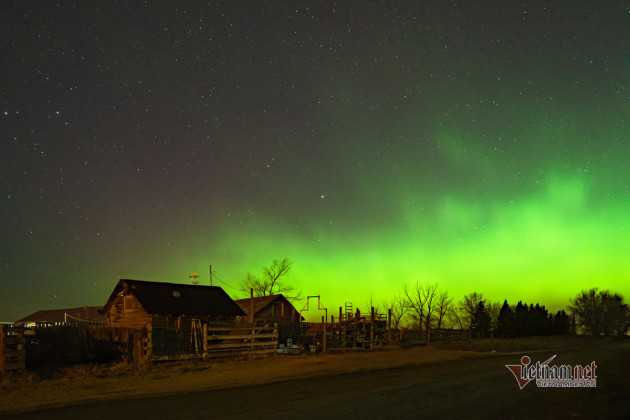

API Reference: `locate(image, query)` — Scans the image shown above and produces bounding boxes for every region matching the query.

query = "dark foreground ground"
[1,340,628,419]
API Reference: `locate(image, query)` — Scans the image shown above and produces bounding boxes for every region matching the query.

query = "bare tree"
[457,292,486,329]
[402,282,440,345]
[569,288,629,335]
[422,283,439,345]
[239,257,302,301]
[447,305,464,329]
[365,295,380,317]
[403,282,426,334]
[435,290,454,329]
[382,295,408,330]
[486,301,502,335]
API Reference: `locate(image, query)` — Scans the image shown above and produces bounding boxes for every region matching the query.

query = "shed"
[17,306,106,327]
[234,294,302,324]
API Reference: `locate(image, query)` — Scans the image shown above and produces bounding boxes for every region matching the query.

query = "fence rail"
[4,319,468,370]
[149,323,278,362]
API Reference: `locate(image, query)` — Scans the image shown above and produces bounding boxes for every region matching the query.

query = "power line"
[211,271,238,291]
[64,313,104,324]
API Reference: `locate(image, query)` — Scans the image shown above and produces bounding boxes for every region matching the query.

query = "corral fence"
[150,322,278,361]
[2,321,279,369]
[275,306,471,353]
[24,325,144,368]
[3,319,470,371]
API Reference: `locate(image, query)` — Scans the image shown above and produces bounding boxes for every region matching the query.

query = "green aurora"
[2,2,630,321]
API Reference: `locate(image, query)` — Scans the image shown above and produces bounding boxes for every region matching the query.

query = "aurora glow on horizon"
[2,2,629,321]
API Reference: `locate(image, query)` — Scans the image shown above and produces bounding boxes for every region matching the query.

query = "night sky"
[2,2,629,322]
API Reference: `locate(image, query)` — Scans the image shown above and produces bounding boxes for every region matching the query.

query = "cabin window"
[123,295,135,311]
[272,302,284,316]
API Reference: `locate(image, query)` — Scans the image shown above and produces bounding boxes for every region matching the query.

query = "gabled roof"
[104,279,245,317]
[17,306,105,324]
[234,294,290,317]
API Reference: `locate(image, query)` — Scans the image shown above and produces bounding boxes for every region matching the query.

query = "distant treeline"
[462,288,628,338]
[382,283,628,343]
[491,301,570,338]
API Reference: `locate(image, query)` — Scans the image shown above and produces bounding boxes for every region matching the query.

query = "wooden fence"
[1,322,277,368]
[296,307,390,352]
[0,325,26,374]
[305,318,389,352]
[149,323,278,362]
[33,324,144,365]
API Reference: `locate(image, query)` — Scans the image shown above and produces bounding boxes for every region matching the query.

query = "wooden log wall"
[107,293,152,329]
[0,325,26,373]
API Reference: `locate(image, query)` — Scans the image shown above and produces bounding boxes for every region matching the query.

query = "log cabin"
[104,279,245,330]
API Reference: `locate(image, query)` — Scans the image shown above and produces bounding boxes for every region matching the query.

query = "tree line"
[236,258,629,341]
[383,284,628,342]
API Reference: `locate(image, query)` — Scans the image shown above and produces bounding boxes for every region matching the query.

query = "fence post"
[250,288,255,325]
[202,323,208,358]
[322,323,327,353]
[0,325,5,376]
[355,309,360,348]
[370,307,375,350]
[251,326,255,354]
[388,308,392,344]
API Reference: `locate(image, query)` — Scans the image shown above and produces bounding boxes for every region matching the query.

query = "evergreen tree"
[513,301,527,336]
[552,310,570,335]
[471,301,491,339]
[497,300,513,337]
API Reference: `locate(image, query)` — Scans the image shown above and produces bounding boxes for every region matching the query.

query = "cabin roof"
[234,294,302,319]
[17,306,105,324]
[104,279,246,317]
[234,294,282,317]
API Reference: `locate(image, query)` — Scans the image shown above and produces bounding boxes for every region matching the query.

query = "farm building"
[234,294,302,324]
[104,279,246,329]
[104,279,247,356]
[17,306,106,327]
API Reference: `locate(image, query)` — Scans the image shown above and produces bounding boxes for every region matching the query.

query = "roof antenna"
[189,272,199,285]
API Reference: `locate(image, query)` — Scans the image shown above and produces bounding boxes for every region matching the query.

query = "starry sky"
[2,1,629,322]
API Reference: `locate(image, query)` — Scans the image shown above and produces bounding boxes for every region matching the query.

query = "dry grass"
[433,335,624,353]
[0,346,470,414]
[0,336,619,414]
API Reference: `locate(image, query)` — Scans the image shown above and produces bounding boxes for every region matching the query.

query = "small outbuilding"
[234,294,302,324]
[17,306,106,327]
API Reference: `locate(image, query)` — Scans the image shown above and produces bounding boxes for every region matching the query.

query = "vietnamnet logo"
[506,355,597,389]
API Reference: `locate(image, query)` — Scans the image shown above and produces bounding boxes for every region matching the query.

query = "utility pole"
[209,265,213,286]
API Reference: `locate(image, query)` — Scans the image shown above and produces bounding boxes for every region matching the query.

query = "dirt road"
[2,341,628,419]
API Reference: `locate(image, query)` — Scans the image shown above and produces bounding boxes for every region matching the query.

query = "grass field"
[433,335,625,352]
[1,335,625,415]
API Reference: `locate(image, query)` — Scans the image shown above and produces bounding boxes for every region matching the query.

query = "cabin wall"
[255,297,300,323]
[107,293,152,329]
